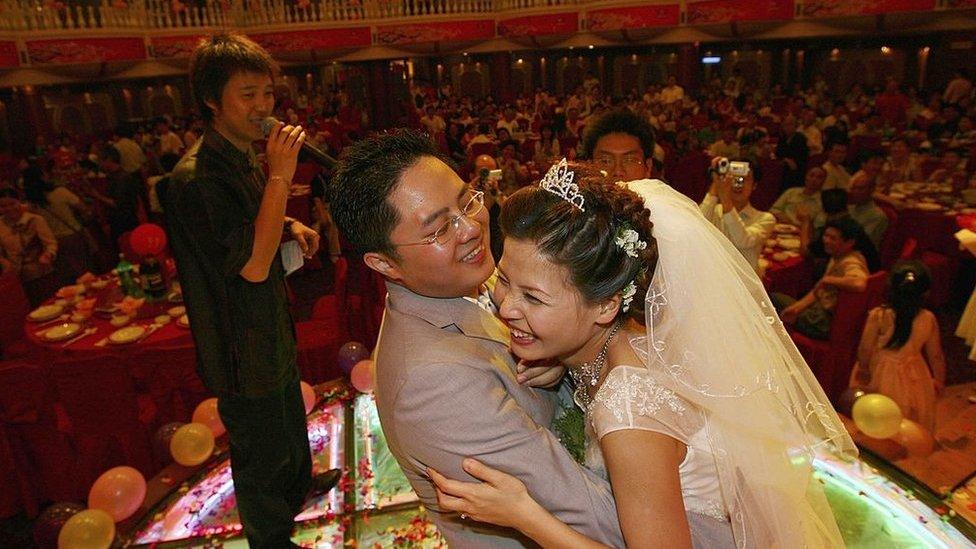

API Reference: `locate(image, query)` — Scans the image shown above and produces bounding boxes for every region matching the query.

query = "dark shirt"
[163,128,296,397]
[106,170,141,239]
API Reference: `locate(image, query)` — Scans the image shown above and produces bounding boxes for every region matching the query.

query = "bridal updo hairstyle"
[499,162,658,323]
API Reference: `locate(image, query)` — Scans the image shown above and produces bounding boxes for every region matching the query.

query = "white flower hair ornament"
[620,281,638,313]
[614,225,648,312]
[614,227,648,258]
[539,158,585,211]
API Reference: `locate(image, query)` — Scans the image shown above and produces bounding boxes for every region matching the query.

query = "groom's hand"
[516,359,565,388]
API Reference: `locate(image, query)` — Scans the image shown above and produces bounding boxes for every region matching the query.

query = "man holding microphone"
[164,33,332,548]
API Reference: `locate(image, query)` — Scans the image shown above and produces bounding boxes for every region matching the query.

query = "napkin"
[280,240,304,276]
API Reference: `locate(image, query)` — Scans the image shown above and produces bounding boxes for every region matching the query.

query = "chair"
[877,205,902,269]
[789,271,887,403]
[0,270,32,360]
[297,257,350,383]
[47,356,157,487]
[0,361,79,513]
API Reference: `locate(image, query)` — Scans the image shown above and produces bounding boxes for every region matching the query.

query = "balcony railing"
[0,0,578,31]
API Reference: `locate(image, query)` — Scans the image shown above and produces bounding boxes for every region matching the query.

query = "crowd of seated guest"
[0,65,973,333]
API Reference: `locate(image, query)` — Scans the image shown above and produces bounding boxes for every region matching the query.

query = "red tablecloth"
[25,280,202,428]
[764,254,813,299]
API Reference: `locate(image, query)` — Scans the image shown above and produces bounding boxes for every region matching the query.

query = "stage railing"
[0,0,582,32]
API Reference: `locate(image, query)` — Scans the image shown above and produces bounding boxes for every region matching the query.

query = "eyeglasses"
[394,190,485,247]
[594,154,645,171]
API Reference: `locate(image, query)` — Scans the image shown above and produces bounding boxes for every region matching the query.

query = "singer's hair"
[580,108,656,162]
[189,33,278,123]
[329,129,451,258]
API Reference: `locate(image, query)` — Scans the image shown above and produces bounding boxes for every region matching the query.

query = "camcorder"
[477,168,503,194]
[714,157,751,190]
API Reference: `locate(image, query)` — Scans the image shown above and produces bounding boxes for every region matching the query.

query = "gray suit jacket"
[374,282,623,548]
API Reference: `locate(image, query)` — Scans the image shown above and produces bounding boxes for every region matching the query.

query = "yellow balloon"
[57,509,115,549]
[852,393,903,439]
[895,418,935,457]
[170,422,215,466]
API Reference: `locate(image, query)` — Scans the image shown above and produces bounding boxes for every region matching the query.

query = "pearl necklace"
[569,321,621,410]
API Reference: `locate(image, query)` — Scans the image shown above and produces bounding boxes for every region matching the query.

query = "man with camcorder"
[700,156,776,272]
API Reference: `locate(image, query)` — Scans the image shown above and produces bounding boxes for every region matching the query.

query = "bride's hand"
[516,359,565,387]
[428,459,542,530]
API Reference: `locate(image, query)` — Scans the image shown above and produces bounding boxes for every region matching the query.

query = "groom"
[330,130,622,547]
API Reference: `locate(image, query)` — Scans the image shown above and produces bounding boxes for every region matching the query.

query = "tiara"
[540,158,585,211]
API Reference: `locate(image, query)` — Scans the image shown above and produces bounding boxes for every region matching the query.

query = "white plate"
[109,325,146,344]
[43,323,82,342]
[177,314,190,328]
[167,306,186,318]
[778,238,802,250]
[28,304,64,322]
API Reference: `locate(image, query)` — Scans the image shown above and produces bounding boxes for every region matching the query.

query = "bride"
[428,159,855,548]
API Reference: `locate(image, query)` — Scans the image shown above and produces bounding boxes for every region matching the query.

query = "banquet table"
[24,278,203,427]
[760,223,814,298]
[879,181,976,257]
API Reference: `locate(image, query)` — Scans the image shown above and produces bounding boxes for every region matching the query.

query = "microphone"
[260,117,337,169]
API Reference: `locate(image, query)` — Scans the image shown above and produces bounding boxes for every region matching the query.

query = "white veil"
[627,179,856,548]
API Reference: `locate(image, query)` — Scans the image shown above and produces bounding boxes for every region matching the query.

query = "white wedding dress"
[570,179,854,548]
[582,357,737,548]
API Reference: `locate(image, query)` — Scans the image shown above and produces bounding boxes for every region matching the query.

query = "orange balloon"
[894,418,935,457]
[350,359,375,393]
[57,509,115,549]
[191,398,225,438]
[170,422,215,467]
[87,466,146,522]
[300,381,316,414]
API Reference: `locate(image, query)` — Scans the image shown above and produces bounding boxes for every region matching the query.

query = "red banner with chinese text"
[801,0,935,18]
[686,0,794,24]
[498,13,578,37]
[586,4,680,32]
[251,27,372,53]
[151,35,206,59]
[26,37,146,65]
[0,41,19,68]
[375,20,495,45]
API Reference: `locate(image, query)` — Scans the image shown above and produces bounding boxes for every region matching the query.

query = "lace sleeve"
[590,366,705,445]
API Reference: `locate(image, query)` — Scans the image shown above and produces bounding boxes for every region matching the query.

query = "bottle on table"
[141,256,167,300]
[116,253,143,298]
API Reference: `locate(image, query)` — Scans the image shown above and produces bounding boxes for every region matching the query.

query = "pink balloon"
[300,381,316,414]
[87,466,147,522]
[191,398,225,438]
[350,359,375,393]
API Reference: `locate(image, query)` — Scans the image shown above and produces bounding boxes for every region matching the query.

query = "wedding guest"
[851,262,946,432]
[776,116,810,189]
[700,158,775,271]
[821,142,852,190]
[847,171,888,249]
[777,217,870,340]
[927,148,963,183]
[112,123,147,175]
[770,165,825,225]
[22,165,93,281]
[580,108,657,181]
[0,188,58,305]
[881,137,922,186]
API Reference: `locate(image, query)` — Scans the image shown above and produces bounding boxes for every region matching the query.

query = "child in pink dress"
[852,261,947,431]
